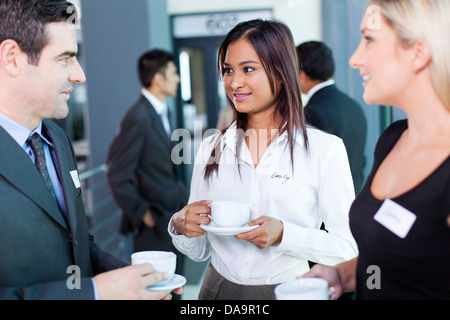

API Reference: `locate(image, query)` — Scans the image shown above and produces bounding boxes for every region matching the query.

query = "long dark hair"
[204,19,308,179]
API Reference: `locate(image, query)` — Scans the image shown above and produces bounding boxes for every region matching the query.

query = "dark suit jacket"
[106,95,187,251]
[305,84,367,193]
[0,120,127,300]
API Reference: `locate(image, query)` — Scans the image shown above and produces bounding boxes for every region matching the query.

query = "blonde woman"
[305,0,450,299]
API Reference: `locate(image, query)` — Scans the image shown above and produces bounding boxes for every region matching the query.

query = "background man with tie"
[106,50,188,278]
[297,41,367,194]
[0,0,180,300]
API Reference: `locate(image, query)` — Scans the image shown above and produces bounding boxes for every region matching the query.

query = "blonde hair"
[370,0,450,110]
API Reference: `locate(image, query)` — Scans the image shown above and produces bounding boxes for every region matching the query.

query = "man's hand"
[142,209,156,228]
[93,264,183,300]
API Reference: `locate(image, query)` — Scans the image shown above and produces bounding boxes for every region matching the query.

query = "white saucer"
[147,274,186,291]
[200,223,259,235]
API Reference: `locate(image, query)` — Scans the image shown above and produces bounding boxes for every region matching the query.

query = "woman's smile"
[233,92,252,102]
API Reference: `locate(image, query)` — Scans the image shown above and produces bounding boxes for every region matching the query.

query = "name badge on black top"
[374,199,417,238]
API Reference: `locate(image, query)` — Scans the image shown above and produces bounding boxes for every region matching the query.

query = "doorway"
[173,36,229,188]
[174,36,227,133]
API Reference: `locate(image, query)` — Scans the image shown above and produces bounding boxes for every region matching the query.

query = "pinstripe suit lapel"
[0,125,69,230]
[141,96,172,152]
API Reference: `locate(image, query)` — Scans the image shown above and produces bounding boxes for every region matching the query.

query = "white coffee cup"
[210,201,250,228]
[275,278,329,300]
[131,251,176,286]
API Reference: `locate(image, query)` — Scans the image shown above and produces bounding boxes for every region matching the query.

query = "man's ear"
[411,38,431,73]
[299,70,306,82]
[153,72,164,86]
[0,39,22,77]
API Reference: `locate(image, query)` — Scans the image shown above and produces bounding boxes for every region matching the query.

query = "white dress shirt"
[305,79,335,101]
[141,88,172,137]
[169,122,358,285]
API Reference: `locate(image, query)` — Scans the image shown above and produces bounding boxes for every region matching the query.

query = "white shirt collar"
[306,79,335,100]
[141,88,167,115]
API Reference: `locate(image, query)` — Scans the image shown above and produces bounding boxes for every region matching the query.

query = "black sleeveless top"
[349,120,450,299]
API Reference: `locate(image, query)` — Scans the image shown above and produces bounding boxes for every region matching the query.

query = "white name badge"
[70,170,81,188]
[374,199,417,238]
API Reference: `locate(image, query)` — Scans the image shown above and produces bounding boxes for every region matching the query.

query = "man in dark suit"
[0,0,179,300]
[106,50,188,277]
[297,41,367,193]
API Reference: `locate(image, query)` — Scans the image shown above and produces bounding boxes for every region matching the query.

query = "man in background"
[106,50,188,282]
[297,41,367,193]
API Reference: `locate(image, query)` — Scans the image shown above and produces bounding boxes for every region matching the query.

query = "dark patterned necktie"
[27,133,58,204]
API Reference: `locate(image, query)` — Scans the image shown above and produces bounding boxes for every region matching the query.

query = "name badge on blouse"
[374,199,417,238]
[263,167,291,185]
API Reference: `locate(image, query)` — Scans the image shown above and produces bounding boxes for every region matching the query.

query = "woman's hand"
[235,215,283,249]
[172,200,212,238]
[301,258,358,300]
[301,264,343,300]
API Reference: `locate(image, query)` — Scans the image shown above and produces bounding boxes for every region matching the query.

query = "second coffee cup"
[210,201,250,228]
[131,251,176,286]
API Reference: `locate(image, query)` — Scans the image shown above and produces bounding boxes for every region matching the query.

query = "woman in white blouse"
[169,19,358,299]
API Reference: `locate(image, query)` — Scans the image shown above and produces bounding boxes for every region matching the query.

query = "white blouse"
[169,122,358,285]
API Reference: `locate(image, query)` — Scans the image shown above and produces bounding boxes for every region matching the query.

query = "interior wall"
[81,0,171,167]
[168,0,322,44]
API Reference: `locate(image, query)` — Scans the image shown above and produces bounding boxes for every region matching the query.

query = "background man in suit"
[0,0,180,300]
[106,50,188,279]
[297,41,367,193]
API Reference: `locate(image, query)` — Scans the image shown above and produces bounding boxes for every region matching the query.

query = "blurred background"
[63,0,406,299]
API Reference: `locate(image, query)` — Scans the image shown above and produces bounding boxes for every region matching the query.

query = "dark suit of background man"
[0,0,179,300]
[297,41,367,193]
[106,50,188,278]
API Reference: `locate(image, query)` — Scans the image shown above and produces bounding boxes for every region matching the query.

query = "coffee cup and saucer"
[274,278,330,300]
[200,201,259,236]
[131,251,186,291]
